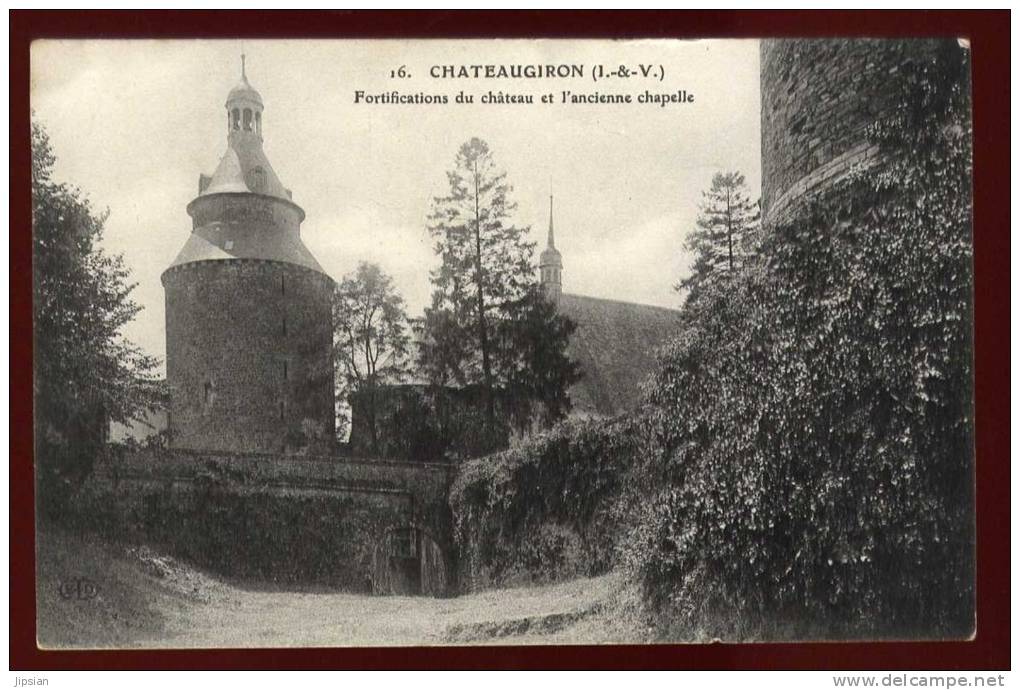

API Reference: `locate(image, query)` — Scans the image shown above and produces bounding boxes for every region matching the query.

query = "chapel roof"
[557,292,682,416]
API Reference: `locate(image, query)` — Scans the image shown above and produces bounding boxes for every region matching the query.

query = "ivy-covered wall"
[449,416,648,592]
[631,39,974,640]
[74,448,456,592]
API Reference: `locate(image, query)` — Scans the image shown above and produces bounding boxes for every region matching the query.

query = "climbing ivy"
[451,416,649,591]
[633,39,974,640]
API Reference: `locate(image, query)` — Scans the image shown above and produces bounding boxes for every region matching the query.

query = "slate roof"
[165,219,327,274]
[557,292,682,416]
[166,68,328,277]
[198,138,292,202]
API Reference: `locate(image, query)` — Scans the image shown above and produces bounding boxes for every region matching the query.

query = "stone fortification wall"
[162,260,334,454]
[78,448,456,593]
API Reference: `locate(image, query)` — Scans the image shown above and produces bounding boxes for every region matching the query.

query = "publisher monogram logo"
[58,577,99,601]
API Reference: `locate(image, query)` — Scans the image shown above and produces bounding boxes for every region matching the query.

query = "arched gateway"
[372,525,449,596]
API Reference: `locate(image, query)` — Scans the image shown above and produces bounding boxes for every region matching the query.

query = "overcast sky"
[31,39,761,372]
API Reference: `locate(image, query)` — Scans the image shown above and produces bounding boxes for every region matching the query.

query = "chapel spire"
[539,193,563,303]
[548,194,556,249]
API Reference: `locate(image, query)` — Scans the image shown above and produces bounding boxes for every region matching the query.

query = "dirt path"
[147,574,619,648]
[38,528,633,648]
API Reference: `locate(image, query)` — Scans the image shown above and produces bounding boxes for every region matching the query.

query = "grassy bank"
[35,523,224,648]
[36,526,646,648]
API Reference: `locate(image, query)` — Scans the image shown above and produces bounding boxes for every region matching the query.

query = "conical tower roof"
[165,58,328,277]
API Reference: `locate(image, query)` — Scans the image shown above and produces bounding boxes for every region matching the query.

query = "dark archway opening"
[372,525,448,597]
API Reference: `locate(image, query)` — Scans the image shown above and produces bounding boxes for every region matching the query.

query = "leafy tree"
[492,285,581,430]
[421,137,579,434]
[677,171,759,302]
[33,119,160,511]
[333,262,411,453]
[636,40,973,640]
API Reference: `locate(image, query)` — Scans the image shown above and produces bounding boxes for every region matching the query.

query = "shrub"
[450,416,649,591]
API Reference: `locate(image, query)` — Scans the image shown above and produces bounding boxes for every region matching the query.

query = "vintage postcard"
[30,36,975,648]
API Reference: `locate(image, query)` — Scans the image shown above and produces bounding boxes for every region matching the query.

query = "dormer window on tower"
[244,165,267,193]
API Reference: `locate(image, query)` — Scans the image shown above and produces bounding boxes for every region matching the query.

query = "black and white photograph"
[28,35,976,650]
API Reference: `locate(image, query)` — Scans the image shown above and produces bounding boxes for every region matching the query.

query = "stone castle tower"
[162,58,335,453]
[538,194,562,302]
[760,39,946,227]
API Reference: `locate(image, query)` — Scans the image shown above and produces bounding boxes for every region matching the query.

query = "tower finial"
[241,53,247,80]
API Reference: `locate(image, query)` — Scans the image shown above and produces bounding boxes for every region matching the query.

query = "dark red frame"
[9,10,1010,670]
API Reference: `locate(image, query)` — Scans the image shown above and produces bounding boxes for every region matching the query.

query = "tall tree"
[423,137,537,423]
[678,171,759,302]
[333,262,411,452]
[32,119,160,509]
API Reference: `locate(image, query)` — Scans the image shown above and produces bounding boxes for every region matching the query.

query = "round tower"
[539,194,562,302]
[760,39,945,227]
[162,57,335,454]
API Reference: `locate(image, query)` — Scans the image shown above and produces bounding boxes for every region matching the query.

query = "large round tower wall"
[760,39,943,225]
[162,260,335,454]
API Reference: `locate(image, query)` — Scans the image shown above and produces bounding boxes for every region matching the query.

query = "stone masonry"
[760,39,945,226]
